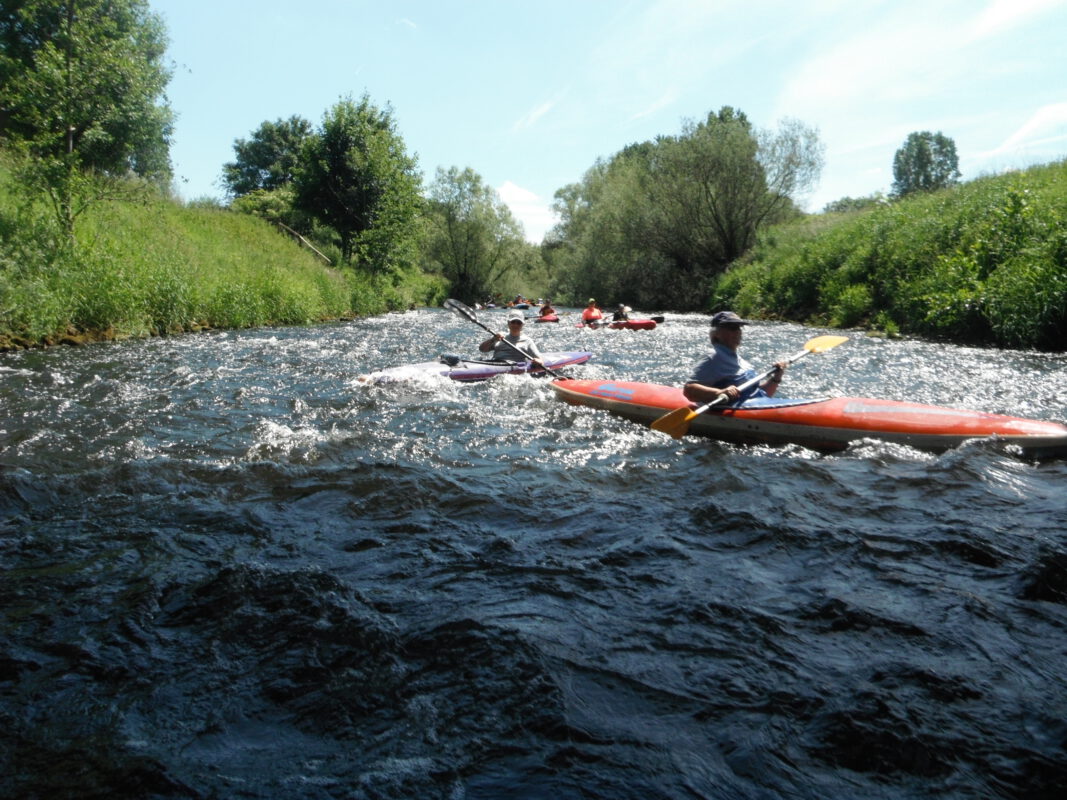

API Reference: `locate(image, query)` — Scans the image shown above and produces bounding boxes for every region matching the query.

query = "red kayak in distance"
[535,314,559,323]
[576,317,661,330]
[551,379,1067,458]
[610,319,656,330]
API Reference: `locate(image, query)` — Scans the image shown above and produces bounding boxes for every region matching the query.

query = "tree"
[657,109,821,266]
[222,116,312,197]
[423,166,526,301]
[545,107,823,310]
[823,193,886,214]
[891,131,960,198]
[294,94,421,270]
[0,0,173,239]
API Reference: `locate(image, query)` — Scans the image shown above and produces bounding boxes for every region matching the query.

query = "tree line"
[221,102,548,303]
[2,0,975,322]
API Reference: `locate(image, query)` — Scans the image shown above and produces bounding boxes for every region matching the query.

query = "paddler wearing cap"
[479,311,544,367]
[682,311,787,406]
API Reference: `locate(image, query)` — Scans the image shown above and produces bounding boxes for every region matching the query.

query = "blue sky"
[152,0,1067,242]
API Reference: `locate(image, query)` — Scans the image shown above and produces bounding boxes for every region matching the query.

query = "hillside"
[0,160,444,350]
[712,159,1067,350]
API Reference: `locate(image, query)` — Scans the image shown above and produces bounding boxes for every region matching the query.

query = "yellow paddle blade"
[805,335,849,354]
[649,406,698,438]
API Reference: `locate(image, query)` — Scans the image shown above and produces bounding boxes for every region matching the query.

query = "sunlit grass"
[0,154,447,347]
[713,159,1067,350]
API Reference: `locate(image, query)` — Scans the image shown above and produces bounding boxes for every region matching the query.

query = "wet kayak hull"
[551,379,1067,457]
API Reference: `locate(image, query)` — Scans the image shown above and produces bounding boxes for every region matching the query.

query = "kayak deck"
[551,379,1067,458]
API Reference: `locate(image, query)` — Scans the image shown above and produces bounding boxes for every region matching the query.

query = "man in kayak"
[480,312,544,367]
[581,299,604,325]
[612,304,631,321]
[683,311,787,405]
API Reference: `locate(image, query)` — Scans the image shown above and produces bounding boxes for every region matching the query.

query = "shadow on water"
[2,309,1067,798]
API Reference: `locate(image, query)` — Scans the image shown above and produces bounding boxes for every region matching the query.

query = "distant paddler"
[580,298,604,326]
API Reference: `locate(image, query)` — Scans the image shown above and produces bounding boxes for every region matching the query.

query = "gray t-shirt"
[492,333,541,362]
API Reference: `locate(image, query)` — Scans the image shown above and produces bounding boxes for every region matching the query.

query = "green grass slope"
[0,160,445,349]
[712,159,1067,350]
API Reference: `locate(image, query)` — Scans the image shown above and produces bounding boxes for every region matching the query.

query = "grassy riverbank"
[712,159,1067,350]
[0,161,446,350]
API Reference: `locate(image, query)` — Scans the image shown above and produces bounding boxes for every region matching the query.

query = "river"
[2,307,1066,799]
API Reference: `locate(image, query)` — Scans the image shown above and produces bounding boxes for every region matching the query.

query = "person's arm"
[480,334,501,353]
[759,362,787,396]
[683,381,739,404]
[522,337,543,364]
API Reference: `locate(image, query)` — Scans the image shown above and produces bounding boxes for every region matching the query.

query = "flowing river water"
[2,307,1067,799]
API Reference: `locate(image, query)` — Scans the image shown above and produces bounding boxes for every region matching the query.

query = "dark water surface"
[2,308,1067,799]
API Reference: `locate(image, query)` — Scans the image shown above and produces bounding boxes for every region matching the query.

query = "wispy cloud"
[512,99,556,132]
[497,181,558,243]
[979,102,1067,158]
[967,0,1062,41]
[629,88,680,122]
[396,18,417,29]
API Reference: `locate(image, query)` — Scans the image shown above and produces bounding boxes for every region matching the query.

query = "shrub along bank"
[711,159,1067,351]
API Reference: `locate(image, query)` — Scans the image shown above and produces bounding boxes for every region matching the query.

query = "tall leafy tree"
[546,107,823,311]
[891,131,960,197]
[222,115,312,197]
[294,94,421,270]
[0,0,173,238]
[423,166,525,301]
[651,109,822,269]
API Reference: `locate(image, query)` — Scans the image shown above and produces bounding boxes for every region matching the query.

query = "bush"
[711,159,1067,350]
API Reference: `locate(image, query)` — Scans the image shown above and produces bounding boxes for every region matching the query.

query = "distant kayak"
[361,351,593,384]
[535,314,559,323]
[577,318,659,330]
[552,379,1067,458]
[610,318,657,330]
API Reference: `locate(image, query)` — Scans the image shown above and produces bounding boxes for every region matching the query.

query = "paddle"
[443,298,568,379]
[649,334,849,439]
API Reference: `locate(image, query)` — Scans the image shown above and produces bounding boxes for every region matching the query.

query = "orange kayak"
[551,379,1067,457]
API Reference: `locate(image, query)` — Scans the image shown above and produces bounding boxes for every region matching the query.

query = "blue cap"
[711,311,748,327]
